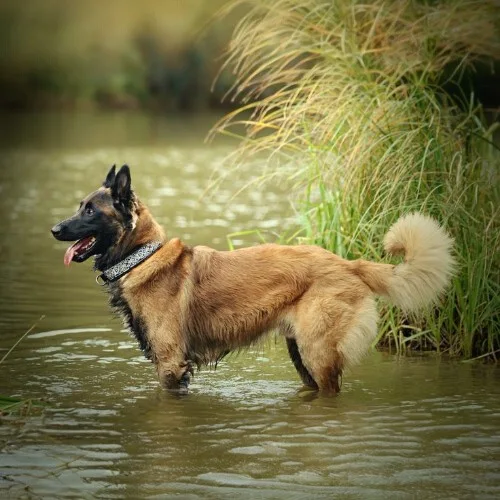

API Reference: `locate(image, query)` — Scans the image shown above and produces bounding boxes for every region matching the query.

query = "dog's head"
[51,164,136,266]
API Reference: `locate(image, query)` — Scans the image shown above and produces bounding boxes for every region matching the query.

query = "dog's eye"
[85,205,94,216]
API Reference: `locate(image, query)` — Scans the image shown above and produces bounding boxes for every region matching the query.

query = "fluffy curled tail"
[355,213,455,312]
[382,213,455,311]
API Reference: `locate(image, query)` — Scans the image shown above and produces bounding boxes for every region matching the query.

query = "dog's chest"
[108,285,153,360]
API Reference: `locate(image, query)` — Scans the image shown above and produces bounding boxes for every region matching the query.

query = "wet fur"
[52,166,455,394]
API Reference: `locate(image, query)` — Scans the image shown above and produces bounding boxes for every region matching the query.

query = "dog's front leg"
[156,356,194,395]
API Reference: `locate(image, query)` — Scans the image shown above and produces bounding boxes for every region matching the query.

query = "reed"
[0,317,46,415]
[212,0,500,359]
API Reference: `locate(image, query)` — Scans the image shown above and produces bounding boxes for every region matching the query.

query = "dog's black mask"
[51,164,134,265]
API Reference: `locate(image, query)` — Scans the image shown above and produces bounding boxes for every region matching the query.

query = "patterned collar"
[96,241,163,285]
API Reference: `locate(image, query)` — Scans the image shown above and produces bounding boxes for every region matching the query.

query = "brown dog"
[51,165,455,394]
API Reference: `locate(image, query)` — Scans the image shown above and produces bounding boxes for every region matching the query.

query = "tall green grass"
[212,0,500,359]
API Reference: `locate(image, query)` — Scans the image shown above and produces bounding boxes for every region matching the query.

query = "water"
[0,112,499,499]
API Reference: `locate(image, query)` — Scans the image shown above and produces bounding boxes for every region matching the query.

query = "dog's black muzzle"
[50,223,64,239]
[51,217,88,242]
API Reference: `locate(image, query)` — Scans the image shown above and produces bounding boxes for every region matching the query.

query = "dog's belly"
[183,305,278,365]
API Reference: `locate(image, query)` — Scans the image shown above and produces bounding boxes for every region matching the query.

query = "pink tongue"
[63,238,92,267]
[64,243,78,267]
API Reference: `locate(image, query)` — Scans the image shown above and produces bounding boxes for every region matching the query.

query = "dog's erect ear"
[103,165,116,188]
[112,164,132,204]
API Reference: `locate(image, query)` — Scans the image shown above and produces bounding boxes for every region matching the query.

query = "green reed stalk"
[1,316,46,415]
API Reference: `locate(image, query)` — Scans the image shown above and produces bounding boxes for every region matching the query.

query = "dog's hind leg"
[286,338,318,389]
[306,354,343,394]
[291,294,353,394]
[296,338,344,394]
[294,296,378,394]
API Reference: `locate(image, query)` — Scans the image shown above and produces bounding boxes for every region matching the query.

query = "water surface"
[0,112,499,499]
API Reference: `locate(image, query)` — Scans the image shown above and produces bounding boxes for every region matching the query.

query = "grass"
[0,316,46,416]
[212,0,500,359]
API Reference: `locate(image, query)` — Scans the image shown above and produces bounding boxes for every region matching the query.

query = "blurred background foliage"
[0,0,245,111]
[0,0,499,114]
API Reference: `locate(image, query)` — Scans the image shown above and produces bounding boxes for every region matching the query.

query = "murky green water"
[1,112,499,499]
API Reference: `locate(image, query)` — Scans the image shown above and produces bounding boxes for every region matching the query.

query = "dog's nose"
[51,224,62,237]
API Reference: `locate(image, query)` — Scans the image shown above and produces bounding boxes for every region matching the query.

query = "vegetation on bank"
[213,0,500,359]
[0,0,237,111]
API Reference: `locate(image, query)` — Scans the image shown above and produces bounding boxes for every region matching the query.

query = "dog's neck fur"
[94,197,166,272]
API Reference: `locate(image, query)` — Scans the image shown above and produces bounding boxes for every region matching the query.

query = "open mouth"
[64,236,97,266]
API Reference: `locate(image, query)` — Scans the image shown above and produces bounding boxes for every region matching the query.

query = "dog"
[51,164,455,394]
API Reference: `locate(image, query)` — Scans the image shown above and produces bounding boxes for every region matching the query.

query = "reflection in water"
[0,113,499,499]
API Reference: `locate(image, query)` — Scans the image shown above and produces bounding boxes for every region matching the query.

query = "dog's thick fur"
[51,165,455,394]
